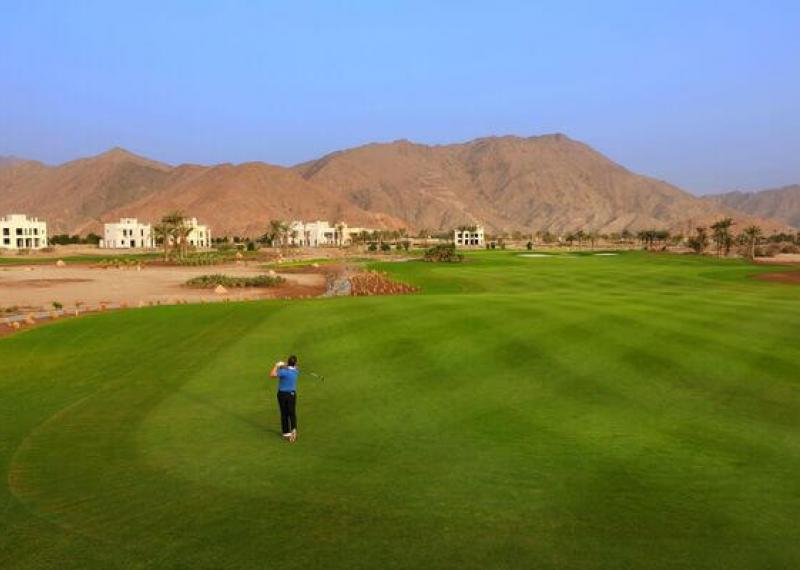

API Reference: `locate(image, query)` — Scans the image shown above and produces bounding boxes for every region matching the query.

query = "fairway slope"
[1,253,799,569]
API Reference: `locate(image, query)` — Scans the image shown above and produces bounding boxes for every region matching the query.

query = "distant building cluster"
[287,220,376,247]
[453,225,485,247]
[100,217,211,249]
[0,214,48,250]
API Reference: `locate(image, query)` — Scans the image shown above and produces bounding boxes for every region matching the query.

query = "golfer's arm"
[270,364,279,378]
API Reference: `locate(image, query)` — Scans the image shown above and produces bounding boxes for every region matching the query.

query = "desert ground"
[0,262,326,311]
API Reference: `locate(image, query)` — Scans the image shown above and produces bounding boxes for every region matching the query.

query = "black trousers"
[277,391,297,434]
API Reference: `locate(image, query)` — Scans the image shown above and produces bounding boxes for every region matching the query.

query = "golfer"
[270,355,299,442]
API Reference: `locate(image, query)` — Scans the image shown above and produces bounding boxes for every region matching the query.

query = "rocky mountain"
[295,134,783,234]
[0,135,791,236]
[0,149,402,236]
[705,185,800,228]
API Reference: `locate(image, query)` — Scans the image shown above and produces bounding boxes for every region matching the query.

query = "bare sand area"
[754,254,800,264]
[0,263,326,311]
[754,271,800,285]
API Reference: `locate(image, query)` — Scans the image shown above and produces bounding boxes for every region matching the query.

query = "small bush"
[185,274,285,289]
[367,243,377,252]
[171,253,229,266]
[765,243,782,257]
[781,244,799,254]
[52,301,63,310]
[423,243,463,263]
[380,242,391,252]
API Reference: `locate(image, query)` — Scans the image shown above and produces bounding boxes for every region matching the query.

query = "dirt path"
[754,271,800,285]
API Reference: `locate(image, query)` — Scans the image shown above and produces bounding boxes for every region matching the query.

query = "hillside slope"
[706,185,800,228]
[1,136,790,235]
[296,134,744,233]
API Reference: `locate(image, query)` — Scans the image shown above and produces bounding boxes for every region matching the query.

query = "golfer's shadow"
[177,389,283,436]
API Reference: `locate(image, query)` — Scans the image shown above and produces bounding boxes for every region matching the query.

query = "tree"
[741,225,763,260]
[711,218,734,257]
[268,220,284,247]
[84,232,102,245]
[574,229,586,248]
[336,223,345,247]
[688,226,708,254]
[152,222,172,260]
[654,230,671,250]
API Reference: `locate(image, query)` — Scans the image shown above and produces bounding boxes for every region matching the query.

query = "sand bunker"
[518,254,555,258]
[594,253,619,256]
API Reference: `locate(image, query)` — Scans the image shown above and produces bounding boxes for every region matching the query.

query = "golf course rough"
[1,251,799,569]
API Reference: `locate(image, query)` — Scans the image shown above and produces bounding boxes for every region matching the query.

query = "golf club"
[309,372,325,383]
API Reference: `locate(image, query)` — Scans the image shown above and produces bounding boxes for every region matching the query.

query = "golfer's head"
[287,355,298,367]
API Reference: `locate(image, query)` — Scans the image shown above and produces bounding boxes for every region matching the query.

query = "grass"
[0,253,160,265]
[1,251,799,568]
[185,274,285,288]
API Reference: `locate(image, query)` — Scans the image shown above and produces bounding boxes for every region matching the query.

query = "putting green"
[1,252,799,568]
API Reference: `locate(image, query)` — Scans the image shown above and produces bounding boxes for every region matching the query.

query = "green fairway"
[1,252,799,568]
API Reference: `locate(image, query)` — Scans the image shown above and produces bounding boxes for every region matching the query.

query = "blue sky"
[0,1,798,194]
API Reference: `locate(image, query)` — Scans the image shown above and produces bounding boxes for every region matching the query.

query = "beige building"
[454,225,485,247]
[183,218,212,248]
[1,214,48,250]
[101,218,153,249]
[288,221,373,247]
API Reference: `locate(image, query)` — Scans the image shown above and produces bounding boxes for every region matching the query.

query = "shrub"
[171,253,229,266]
[52,301,63,310]
[423,243,463,263]
[368,243,377,252]
[185,274,285,289]
[781,244,799,254]
[380,242,391,252]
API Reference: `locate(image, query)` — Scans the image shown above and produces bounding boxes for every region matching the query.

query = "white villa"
[101,218,153,249]
[100,217,211,249]
[287,221,373,247]
[182,218,212,248]
[0,214,48,250]
[454,225,485,247]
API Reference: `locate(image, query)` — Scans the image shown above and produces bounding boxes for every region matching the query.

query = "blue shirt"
[277,367,299,392]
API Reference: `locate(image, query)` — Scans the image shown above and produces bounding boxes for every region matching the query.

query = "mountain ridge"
[0,135,792,236]
[705,185,800,228]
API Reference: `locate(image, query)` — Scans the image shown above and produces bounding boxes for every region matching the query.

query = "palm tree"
[160,211,186,258]
[152,222,172,260]
[711,218,734,257]
[621,229,633,244]
[742,225,763,260]
[574,229,586,249]
[688,226,709,254]
[268,219,284,247]
[174,219,192,259]
[336,223,345,247]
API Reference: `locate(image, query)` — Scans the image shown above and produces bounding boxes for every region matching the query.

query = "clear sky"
[1,1,798,194]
